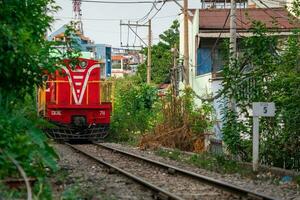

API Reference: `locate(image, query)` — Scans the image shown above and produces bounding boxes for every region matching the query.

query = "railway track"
[66,143,277,200]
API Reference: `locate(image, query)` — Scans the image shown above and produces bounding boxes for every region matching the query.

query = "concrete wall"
[248,0,293,8]
[179,10,214,106]
[179,10,225,139]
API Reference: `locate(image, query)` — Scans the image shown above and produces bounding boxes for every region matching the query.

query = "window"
[112,60,121,69]
[197,48,212,75]
[212,49,224,72]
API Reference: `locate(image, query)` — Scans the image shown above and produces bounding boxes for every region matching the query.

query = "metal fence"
[208,138,223,155]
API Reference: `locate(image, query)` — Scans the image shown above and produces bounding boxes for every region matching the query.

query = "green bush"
[109,76,161,143]
[221,22,300,169]
[0,95,58,199]
[0,0,80,198]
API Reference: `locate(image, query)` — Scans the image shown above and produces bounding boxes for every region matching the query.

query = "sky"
[51,0,204,48]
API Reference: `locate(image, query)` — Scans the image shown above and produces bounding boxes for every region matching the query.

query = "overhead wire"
[71,0,179,48]
[252,0,288,28]
[142,0,166,24]
[192,9,231,72]
[121,0,168,47]
[133,23,138,46]
[261,0,292,5]
[80,0,166,4]
[255,0,290,20]
[54,14,178,21]
[136,1,157,23]
[127,21,130,46]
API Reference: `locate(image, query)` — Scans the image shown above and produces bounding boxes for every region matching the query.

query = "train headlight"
[80,61,87,69]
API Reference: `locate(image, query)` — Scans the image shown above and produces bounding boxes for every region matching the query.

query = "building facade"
[48,25,112,78]
[179,4,300,139]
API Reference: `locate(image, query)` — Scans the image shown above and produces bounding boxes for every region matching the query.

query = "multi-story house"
[179,0,300,139]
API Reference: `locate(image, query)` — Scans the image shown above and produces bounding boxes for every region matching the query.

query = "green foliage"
[61,185,82,200]
[188,153,246,174]
[60,183,117,200]
[155,149,248,174]
[295,175,300,185]
[292,0,300,17]
[0,0,81,198]
[221,21,300,169]
[0,0,56,98]
[0,96,58,198]
[180,87,215,136]
[0,0,80,100]
[156,149,182,161]
[109,76,161,143]
[137,20,179,84]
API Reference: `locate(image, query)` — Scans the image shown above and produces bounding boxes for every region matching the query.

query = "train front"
[37,58,113,140]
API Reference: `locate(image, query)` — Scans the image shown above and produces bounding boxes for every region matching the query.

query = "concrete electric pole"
[230,0,237,60]
[72,0,83,34]
[229,0,237,113]
[119,20,151,84]
[183,0,189,86]
[147,19,152,84]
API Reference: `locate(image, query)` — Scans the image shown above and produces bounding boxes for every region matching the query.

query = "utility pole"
[147,19,152,84]
[172,44,178,96]
[72,0,83,34]
[119,20,151,84]
[183,0,189,86]
[120,20,148,48]
[230,0,237,60]
[229,0,237,113]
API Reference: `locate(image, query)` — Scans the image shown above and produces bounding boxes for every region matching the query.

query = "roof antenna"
[73,0,84,34]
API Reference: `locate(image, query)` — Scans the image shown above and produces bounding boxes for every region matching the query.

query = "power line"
[146,0,167,22]
[256,0,290,20]
[54,14,178,21]
[187,9,230,72]
[136,0,168,23]
[80,0,175,4]
[260,0,292,5]
[136,0,158,22]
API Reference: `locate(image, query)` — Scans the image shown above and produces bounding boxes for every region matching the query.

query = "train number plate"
[99,111,106,116]
[51,110,62,116]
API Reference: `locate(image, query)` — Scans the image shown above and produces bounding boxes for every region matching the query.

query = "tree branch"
[1,149,32,200]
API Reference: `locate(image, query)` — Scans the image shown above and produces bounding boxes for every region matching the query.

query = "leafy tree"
[292,0,300,17]
[137,20,179,84]
[221,21,300,169]
[109,76,160,143]
[0,0,77,198]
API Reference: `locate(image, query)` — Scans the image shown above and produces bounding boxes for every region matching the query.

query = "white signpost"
[252,102,276,171]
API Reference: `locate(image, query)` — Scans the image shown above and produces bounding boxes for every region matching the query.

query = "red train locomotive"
[37,58,113,140]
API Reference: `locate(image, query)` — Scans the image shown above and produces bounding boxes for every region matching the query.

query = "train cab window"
[69,62,76,69]
[42,75,50,88]
[42,75,48,82]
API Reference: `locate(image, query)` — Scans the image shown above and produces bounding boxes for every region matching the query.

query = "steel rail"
[66,143,184,200]
[94,142,277,200]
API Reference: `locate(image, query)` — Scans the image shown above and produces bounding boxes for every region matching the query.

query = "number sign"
[253,102,276,117]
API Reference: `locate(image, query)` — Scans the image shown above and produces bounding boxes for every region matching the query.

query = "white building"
[179,3,299,139]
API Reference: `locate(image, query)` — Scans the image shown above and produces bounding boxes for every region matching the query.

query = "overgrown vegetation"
[109,20,182,145]
[0,0,79,198]
[137,20,179,84]
[140,87,214,152]
[52,168,117,200]
[221,20,300,170]
[108,76,161,144]
[155,149,251,175]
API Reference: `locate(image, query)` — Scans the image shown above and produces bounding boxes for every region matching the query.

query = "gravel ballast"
[53,144,154,200]
[101,143,300,200]
[76,144,240,200]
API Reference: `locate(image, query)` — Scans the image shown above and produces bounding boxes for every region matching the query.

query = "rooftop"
[193,7,300,32]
